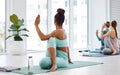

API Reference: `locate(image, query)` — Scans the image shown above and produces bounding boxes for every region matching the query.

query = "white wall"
[88,0,110,49]
[12,0,26,19]
[6,0,26,28]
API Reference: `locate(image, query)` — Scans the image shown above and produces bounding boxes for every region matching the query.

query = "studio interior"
[0,0,120,75]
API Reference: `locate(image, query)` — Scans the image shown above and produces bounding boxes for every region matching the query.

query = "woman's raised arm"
[34,15,56,41]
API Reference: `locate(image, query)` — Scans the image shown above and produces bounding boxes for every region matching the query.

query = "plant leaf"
[6,34,16,40]
[18,19,24,26]
[10,14,18,24]
[21,34,29,37]
[19,28,29,32]
[8,29,17,32]
[10,25,20,30]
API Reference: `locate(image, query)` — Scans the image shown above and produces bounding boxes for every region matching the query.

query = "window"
[26,0,47,51]
[26,0,87,51]
[73,0,87,49]
[74,0,77,6]
[51,0,70,43]
[0,0,5,52]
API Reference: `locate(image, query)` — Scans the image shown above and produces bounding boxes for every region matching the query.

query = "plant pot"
[7,40,26,55]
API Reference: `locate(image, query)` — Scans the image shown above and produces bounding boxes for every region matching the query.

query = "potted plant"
[6,14,29,55]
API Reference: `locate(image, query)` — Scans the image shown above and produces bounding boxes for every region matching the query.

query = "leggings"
[103,37,119,55]
[40,50,68,69]
[39,37,68,69]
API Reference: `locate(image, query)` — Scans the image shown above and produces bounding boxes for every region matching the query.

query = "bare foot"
[50,64,57,72]
[95,48,100,50]
[68,60,73,64]
[112,51,117,55]
[99,50,103,53]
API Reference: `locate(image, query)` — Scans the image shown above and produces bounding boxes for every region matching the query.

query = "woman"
[101,20,119,55]
[34,8,72,71]
[96,21,110,50]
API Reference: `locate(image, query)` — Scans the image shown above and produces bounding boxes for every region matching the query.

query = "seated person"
[96,21,110,50]
[100,20,120,55]
[34,8,72,72]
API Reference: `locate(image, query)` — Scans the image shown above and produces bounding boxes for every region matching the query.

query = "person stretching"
[101,20,119,55]
[34,8,72,71]
[96,21,110,50]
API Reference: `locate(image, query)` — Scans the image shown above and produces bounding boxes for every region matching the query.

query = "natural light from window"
[0,0,5,52]
[26,0,87,51]
[26,0,47,51]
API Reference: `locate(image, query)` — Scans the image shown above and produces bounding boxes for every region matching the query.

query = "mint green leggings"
[39,38,68,69]
[40,50,68,69]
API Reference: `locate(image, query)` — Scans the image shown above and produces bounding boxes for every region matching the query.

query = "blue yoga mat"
[79,49,100,53]
[79,50,110,57]
[82,52,120,57]
[85,53,109,57]
[79,50,120,57]
[12,61,102,75]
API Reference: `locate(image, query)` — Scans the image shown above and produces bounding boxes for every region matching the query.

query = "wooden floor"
[0,51,120,75]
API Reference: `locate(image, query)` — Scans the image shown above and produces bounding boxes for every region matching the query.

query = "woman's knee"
[56,58,68,68]
[39,57,52,69]
[103,48,112,55]
[104,37,112,47]
[40,57,68,69]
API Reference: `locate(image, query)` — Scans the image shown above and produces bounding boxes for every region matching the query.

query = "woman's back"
[55,29,67,40]
[109,29,116,39]
[55,29,68,52]
[110,37,119,49]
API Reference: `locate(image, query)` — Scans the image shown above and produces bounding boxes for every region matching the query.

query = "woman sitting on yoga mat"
[34,8,72,71]
[100,20,120,55]
[96,21,110,50]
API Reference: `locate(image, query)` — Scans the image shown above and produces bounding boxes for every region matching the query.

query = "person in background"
[96,21,110,50]
[34,8,72,72]
[100,20,119,55]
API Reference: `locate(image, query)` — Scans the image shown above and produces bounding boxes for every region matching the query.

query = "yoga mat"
[12,61,102,75]
[79,50,110,57]
[82,53,109,57]
[78,50,120,57]
[82,52,120,57]
[79,50,100,53]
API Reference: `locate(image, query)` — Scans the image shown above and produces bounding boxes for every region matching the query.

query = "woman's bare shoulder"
[55,29,66,39]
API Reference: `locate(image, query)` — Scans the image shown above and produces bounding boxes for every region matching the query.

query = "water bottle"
[28,56,33,74]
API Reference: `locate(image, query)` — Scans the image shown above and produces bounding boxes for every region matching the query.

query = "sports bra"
[47,37,68,48]
[47,29,68,48]
[56,38,68,47]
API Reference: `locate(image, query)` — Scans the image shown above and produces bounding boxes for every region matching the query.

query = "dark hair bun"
[57,8,65,15]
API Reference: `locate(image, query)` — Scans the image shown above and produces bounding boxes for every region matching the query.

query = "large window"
[26,0,87,51]
[0,0,5,52]
[73,0,87,49]
[26,0,47,51]
[51,0,70,44]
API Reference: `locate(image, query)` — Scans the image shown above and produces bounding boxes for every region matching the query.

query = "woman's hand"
[35,15,40,26]
[102,24,105,29]
[68,59,73,64]
[96,30,98,35]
